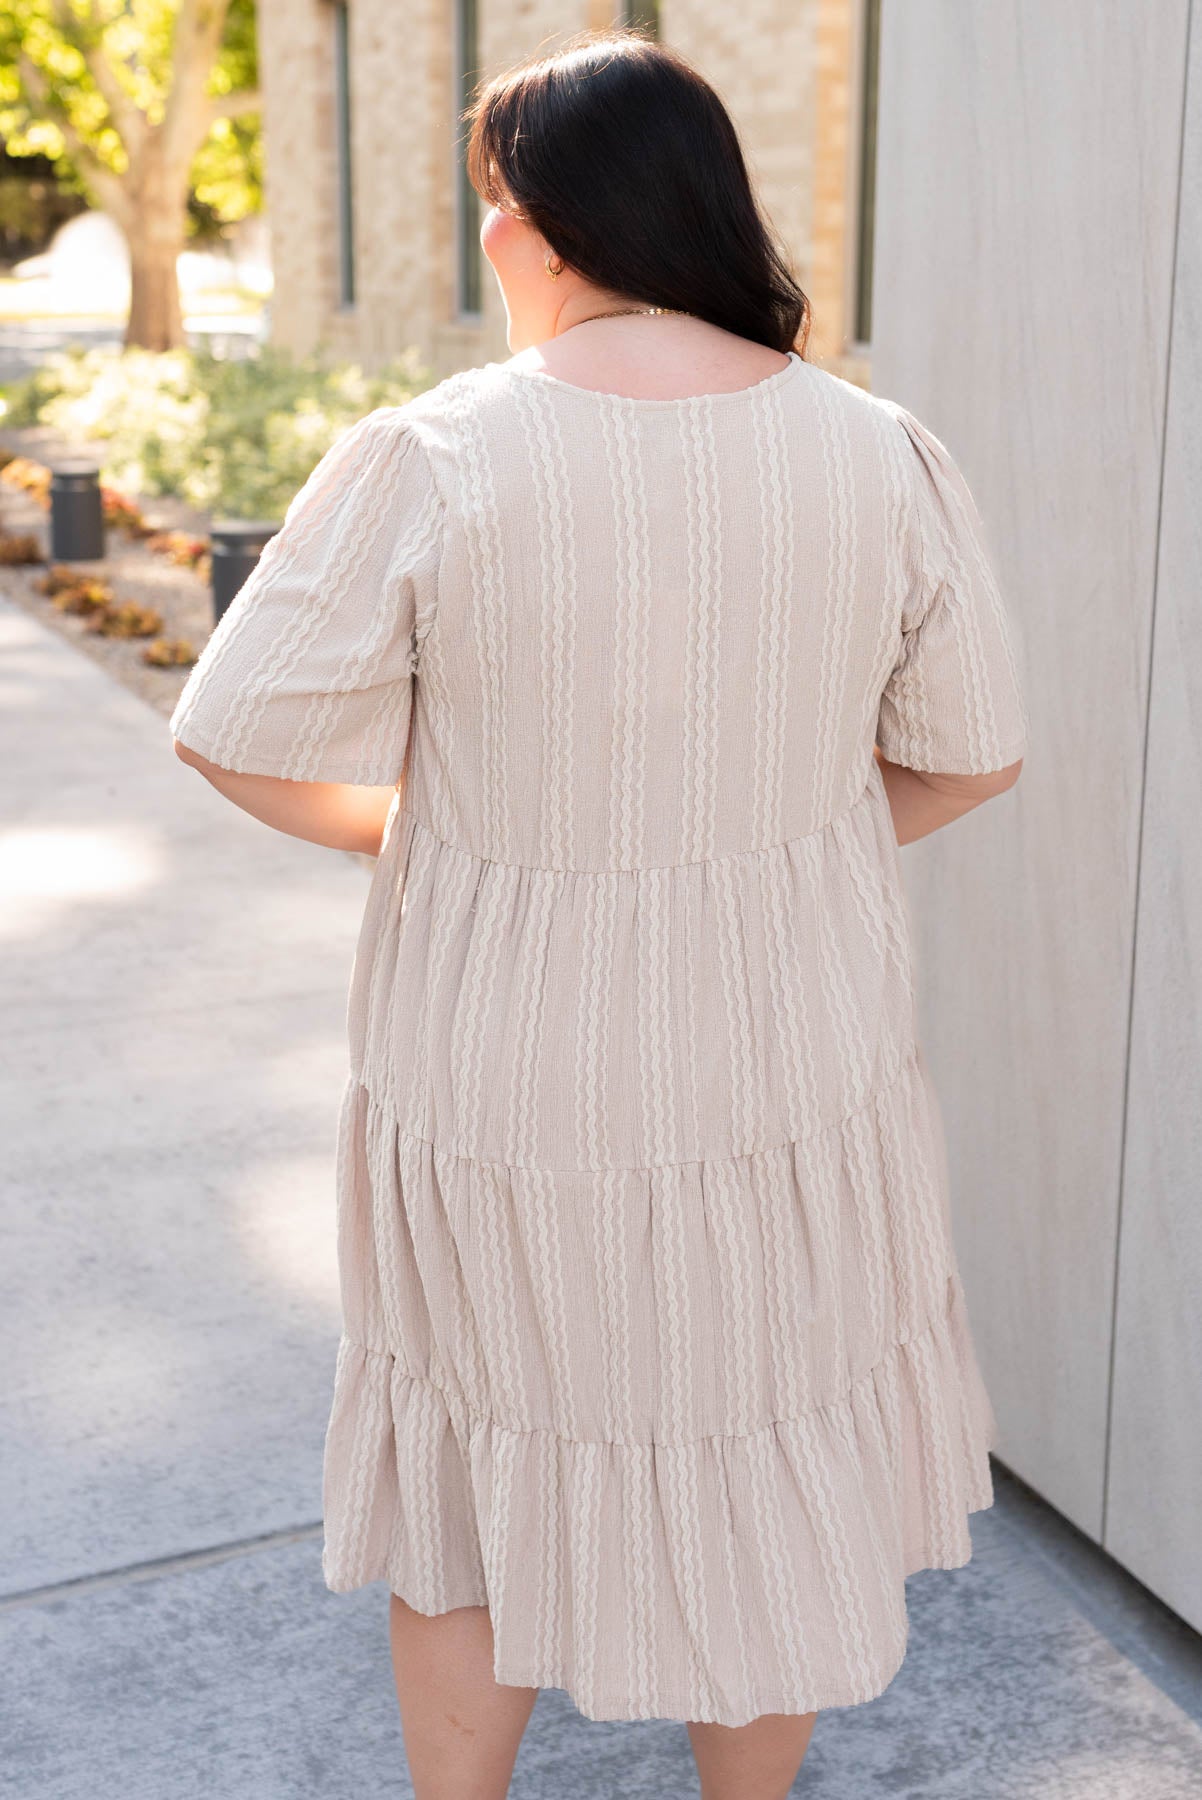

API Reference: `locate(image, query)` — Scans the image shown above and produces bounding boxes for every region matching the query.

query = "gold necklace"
[564,305,696,326]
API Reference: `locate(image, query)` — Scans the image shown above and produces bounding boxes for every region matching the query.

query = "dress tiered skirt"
[320,778,998,1726]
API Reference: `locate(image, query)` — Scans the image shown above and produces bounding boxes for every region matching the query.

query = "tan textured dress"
[169,348,1029,1727]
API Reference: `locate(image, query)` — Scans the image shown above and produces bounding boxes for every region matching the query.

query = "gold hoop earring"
[545,253,564,280]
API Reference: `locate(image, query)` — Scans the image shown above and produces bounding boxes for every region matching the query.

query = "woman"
[170,29,1027,1800]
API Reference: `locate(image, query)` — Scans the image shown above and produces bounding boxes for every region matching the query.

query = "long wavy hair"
[463,28,812,358]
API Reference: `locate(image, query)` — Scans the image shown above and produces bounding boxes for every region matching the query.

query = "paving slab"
[0,596,367,1591]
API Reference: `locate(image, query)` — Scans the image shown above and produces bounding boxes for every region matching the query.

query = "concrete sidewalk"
[2,594,1201,1798]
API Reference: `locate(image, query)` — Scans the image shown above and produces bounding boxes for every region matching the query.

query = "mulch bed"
[0,423,219,722]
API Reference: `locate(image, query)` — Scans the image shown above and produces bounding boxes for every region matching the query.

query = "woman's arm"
[174,738,398,856]
[874,744,1022,846]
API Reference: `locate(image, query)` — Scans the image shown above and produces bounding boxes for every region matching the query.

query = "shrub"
[1,343,436,521]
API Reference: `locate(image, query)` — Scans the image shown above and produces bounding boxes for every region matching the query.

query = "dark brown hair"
[464,28,812,358]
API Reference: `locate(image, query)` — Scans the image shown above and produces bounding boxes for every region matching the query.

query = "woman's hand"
[874,744,1022,846]
[173,739,400,856]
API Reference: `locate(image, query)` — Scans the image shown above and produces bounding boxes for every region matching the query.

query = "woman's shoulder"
[801,367,970,501]
[798,360,911,434]
[317,367,495,499]
[399,361,492,417]
[830,375,957,467]
[359,363,503,463]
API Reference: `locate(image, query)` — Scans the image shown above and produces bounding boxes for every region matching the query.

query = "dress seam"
[349,1035,921,1176]
[339,1267,959,1451]
[380,406,453,678]
[392,761,884,877]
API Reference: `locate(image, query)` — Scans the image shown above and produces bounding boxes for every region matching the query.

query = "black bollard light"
[49,463,105,562]
[209,520,280,625]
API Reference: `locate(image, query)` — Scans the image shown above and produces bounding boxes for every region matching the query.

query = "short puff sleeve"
[875,404,1029,775]
[169,406,442,785]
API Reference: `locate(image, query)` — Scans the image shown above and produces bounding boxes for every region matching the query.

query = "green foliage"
[189,0,262,225]
[190,113,262,232]
[0,0,261,231]
[2,342,437,519]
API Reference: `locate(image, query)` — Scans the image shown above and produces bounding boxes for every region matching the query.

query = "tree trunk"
[121,139,190,354]
[124,219,186,351]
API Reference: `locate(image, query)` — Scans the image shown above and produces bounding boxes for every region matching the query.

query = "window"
[621,0,660,33]
[455,0,482,316]
[332,0,355,308]
[853,0,880,346]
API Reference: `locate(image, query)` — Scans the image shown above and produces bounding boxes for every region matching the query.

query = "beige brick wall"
[454,2,594,368]
[665,0,816,303]
[258,0,868,377]
[256,0,341,357]
[810,0,872,386]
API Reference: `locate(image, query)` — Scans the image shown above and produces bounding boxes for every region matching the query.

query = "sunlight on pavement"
[0,825,162,936]
[226,1152,343,1312]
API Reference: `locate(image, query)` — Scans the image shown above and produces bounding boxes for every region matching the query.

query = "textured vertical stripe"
[751,383,796,848]
[835,808,911,992]
[681,874,704,1160]
[802,833,891,1359]
[416,612,459,841]
[746,1426,814,1698]
[374,826,429,1119]
[483,1428,520,1655]
[876,1076,921,1340]
[713,853,761,1156]
[636,865,680,1166]
[661,1440,721,1718]
[603,404,652,870]
[412,1379,449,1609]
[534,1426,564,1678]
[475,1162,530,1427]
[514,381,579,869]
[679,397,724,863]
[753,1146,811,1418]
[425,1140,490,1417]
[712,1443,757,1721]
[449,860,512,1155]
[910,1326,960,1563]
[853,402,914,807]
[574,873,619,1170]
[763,844,848,1380]
[504,869,559,1166]
[905,1085,958,1321]
[593,1167,636,1443]
[707,1157,760,1434]
[627,1442,660,1715]
[811,375,858,824]
[525,1167,580,1438]
[455,382,514,858]
[829,1398,908,1644]
[569,1440,605,1714]
[787,1410,878,1695]
[405,845,475,1139]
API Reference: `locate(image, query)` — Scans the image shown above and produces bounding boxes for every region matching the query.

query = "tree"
[0,0,261,350]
